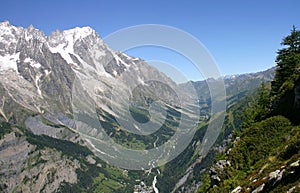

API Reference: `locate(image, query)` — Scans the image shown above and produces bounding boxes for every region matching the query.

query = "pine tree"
[271,26,300,96]
[271,26,300,123]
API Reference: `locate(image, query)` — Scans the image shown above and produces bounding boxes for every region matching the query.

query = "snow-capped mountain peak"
[0,21,179,114]
[64,26,96,40]
[0,21,21,44]
[48,26,99,47]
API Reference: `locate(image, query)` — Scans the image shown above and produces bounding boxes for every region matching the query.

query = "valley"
[0,20,299,193]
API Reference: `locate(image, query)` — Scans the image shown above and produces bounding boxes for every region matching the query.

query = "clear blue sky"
[0,0,299,82]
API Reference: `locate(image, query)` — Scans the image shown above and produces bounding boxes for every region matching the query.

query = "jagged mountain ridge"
[0,21,186,122]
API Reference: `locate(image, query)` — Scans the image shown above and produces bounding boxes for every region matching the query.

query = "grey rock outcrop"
[0,128,79,193]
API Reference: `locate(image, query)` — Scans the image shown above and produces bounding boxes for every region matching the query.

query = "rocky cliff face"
[0,126,80,192]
